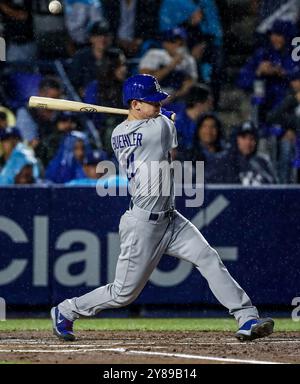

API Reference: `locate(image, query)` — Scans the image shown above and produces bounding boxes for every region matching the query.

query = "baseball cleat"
[235,318,274,341]
[51,306,75,341]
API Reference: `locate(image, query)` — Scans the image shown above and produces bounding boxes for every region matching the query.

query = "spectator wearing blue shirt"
[45,131,92,184]
[0,127,40,185]
[159,0,223,106]
[67,149,111,185]
[159,0,223,47]
[175,85,213,154]
[238,20,298,119]
[64,0,104,48]
[67,149,127,189]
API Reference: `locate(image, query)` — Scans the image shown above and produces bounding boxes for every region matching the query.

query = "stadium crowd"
[0,0,300,186]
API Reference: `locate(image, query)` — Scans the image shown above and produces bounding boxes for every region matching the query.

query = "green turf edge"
[0,318,298,332]
[0,361,31,365]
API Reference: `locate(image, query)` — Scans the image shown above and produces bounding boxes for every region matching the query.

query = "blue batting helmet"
[122,74,169,106]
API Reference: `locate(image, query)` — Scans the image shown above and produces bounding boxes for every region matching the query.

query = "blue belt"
[129,201,174,221]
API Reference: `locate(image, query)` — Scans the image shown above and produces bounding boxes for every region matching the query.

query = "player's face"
[132,100,162,119]
[237,134,256,156]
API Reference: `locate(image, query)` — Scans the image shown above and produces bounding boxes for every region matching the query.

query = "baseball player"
[51,74,274,342]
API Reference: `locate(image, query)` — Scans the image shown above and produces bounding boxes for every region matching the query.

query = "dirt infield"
[0,331,299,364]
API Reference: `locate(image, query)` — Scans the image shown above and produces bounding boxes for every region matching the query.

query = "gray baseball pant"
[59,205,258,326]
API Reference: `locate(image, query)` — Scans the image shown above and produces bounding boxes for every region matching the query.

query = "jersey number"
[126,153,136,181]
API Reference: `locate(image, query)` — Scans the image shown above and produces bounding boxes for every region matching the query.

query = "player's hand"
[161,107,176,122]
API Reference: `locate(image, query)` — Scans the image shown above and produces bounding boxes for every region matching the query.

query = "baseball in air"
[49,1,62,14]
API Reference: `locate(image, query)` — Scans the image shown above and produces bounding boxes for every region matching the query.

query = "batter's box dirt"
[0,331,299,364]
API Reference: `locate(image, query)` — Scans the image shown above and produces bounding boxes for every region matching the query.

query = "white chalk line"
[0,339,299,347]
[0,348,107,353]
[0,347,285,364]
[90,347,285,364]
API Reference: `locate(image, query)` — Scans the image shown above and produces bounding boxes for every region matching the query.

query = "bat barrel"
[28,96,129,115]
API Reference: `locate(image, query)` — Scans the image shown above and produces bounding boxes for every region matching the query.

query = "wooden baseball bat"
[28,96,129,115]
[28,96,176,121]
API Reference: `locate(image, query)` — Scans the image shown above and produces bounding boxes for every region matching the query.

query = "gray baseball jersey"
[111,114,177,212]
[58,114,259,327]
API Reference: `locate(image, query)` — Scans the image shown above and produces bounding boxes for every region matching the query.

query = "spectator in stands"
[206,121,277,184]
[0,111,9,168]
[84,50,127,108]
[238,20,298,119]
[175,85,213,153]
[84,49,127,153]
[102,0,161,57]
[45,131,92,183]
[267,70,300,134]
[67,149,109,185]
[159,0,223,48]
[64,0,104,49]
[178,112,225,183]
[0,127,40,185]
[191,113,224,162]
[16,77,62,147]
[68,20,114,94]
[266,69,300,183]
[36,113,82,167]
[67,149,128,187]
[159,0,223,105]
[184,25,213,85]
[139,28,198,103]
[0,111,8,130]
[0,0,36,62]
